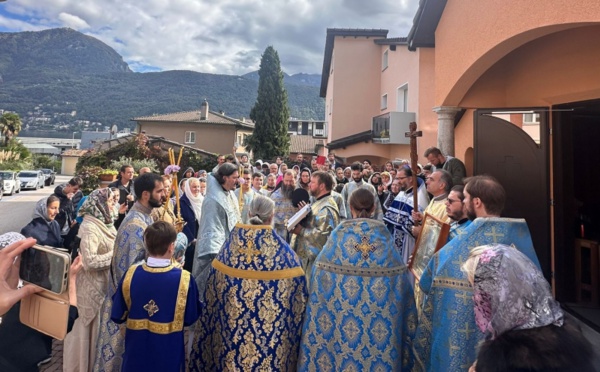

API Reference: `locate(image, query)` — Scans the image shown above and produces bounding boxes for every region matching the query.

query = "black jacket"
[21,217,63,248]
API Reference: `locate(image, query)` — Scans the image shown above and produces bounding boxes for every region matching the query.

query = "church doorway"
[553,98,600,331]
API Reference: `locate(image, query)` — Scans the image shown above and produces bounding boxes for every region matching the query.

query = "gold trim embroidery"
[124,268,191,334]
[235,223,273,230]
[212,259,304,280]
[315,261,405,277]
[122,265,137,310]
[141,263,176,273]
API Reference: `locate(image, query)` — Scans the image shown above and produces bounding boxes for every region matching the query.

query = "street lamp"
[72,131,78,149]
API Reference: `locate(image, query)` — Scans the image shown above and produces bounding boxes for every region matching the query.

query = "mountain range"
[0,28,324,132]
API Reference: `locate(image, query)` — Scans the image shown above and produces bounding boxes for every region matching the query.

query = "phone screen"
[20,247,69,294]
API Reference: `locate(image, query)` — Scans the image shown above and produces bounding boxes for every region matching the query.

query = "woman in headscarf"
[63,188,117,372]
[462,244,595,372]
[296,168,311,192]
[189,195,307,371]
[21,195,62,247]
[177,177,203,272]
[298,188,416,371]
[183,166,195,179]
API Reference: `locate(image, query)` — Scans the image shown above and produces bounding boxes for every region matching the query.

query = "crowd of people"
[0,146,596,372]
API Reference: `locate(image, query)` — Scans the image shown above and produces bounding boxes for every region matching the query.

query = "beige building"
[323,1,600,330]
[133,100,254,156]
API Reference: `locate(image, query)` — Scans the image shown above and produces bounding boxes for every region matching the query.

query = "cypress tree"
[246,46,290,160]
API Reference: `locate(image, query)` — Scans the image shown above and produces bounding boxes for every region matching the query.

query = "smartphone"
[19,244,70,294]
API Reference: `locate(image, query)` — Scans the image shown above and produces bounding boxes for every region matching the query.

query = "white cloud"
[57,12,90,30]
[0,0,419,75]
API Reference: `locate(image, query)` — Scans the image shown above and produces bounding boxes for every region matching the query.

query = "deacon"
[292,171,340,286]
[193,163,240,295]
[94,173,166,371]
[412,175,540,372]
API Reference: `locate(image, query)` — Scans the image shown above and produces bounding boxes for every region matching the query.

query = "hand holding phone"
[19,244,71,295]
[0,237,42,316]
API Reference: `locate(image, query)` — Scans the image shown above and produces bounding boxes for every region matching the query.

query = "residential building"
[133,100,254,156]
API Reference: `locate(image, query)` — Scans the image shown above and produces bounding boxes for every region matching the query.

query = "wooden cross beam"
[405,122,422,220]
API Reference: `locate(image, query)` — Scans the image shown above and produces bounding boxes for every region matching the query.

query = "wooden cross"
[143,299,159,317]
[405,122,422,221]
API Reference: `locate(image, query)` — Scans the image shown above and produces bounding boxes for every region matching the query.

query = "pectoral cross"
[405,122,422,222]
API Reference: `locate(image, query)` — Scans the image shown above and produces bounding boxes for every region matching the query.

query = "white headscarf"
[184,178,204,221]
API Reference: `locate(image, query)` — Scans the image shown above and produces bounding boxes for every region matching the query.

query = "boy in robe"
[111,221,200,372]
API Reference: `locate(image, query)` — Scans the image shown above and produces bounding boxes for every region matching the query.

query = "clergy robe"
[111,263,200,372]
[340,180,383,220]
[294,194,340,286]
[447,219,472,242]
[234,188,256,224]
[382,185,429,264]
[412,217,540,372]
[189,224,307,371]
[423,194,448,222]
[93,202,154,372]
[298,219,417,371]
[270,187,297,241]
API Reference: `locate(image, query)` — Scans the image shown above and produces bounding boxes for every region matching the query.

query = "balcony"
[372,112,416,144]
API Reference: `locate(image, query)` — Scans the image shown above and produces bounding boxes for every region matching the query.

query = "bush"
[110,156,157,173]
[77,166,103,195]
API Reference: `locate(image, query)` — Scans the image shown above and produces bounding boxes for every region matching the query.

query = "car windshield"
[0,172,12,178]
[41,169,52,174]
[19,172,38,177]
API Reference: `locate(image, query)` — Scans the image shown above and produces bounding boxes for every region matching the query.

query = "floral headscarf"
[78,188,115,226]
[473,244,563,339]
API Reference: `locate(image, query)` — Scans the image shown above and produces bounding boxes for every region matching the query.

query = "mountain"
[242,71,321,87]
[0,28,324,132]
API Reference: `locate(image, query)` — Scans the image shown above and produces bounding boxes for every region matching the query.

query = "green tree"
[245,46,290,160]
[0,112,22,146]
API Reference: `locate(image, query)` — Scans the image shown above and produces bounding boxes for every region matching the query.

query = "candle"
[177,147,183,165]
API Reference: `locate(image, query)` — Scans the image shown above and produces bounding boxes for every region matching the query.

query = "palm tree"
[0,112,22,146]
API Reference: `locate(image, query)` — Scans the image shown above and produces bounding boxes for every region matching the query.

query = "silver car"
[18,170,45,190]
[1,171,21,195]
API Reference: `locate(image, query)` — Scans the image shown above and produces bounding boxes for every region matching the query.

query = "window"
[381,94,388,110]
[382,49,389,71]
[523,113,540,124]
[397,84,408,112]
[185,131,195,144]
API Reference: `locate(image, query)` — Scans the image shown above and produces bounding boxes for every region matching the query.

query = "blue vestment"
[412,217,540,372]
[111,263,200,372]
[298,219,417,371]
[270,187,297,241]
[93,202,154,372]
[447,219,472,243]
[189,223,307,371]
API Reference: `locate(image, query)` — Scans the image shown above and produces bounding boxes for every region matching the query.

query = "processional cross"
[405,122,422,223]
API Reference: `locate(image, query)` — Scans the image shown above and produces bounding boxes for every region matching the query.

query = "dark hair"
[349,188,375,218]
[464,175,505,215]
[398,165,413,177]
[311,170,333,191]
[134,173,163,199]
[68,176,83,187]
[144,221,177,256]
[436,169,453,193]
[252,172,263,180]
[423,164,433,171]
[242,168,251,176]
[350,161,363,172]
[225,154,235,162]
[120,164,133,174]
[424,147,442,158]
[214,163,238,185]
[450,185,465,201]
[47,195,60,207]
[363,159,372,165]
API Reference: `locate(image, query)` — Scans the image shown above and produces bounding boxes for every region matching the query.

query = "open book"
[286,203,311,231]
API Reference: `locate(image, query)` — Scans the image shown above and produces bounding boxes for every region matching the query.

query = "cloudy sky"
[0,0,417,76]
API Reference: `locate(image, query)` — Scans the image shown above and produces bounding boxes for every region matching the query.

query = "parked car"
[40,168,56,186]
[0,171,21,195]
[18,170,45,190]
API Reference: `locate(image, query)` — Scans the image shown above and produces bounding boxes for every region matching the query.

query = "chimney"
[200,99,208,120]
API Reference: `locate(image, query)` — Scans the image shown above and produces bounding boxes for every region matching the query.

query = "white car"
[18,170,44,190]
[1,171,21,195]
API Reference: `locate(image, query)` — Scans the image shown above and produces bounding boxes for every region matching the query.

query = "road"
[0,175,70,234]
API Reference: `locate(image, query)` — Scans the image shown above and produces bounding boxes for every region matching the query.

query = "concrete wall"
[61,157,78,176]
